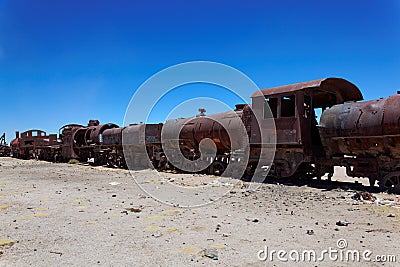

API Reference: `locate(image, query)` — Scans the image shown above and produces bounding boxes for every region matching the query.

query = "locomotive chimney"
[15,131,19,139]
[197,108,206,117]
[397,90,400,94]
[88,120,100,126]
[235,104,246,111]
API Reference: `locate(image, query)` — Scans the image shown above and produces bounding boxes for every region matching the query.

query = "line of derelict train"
[2,78,400,193]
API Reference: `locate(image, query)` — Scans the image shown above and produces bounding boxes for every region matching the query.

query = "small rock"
[202,248,218,260]
[153,233,163,238]
[336,221,350,226]
[352,191,375,201]
[0,239,15,248]
[306,230,314,235]
[126,207,142,213]
[387,213,395,218]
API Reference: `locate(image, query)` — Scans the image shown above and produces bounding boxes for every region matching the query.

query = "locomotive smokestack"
[197,108,206,117]
[88,120,99,126]
[397,90,400,94]
[235,104,246,111]
[15,131,19,139]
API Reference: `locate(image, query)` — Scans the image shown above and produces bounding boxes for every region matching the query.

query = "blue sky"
[0,0,399,142]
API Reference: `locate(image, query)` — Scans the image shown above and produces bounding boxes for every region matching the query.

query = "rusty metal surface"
[72,127,92,147]
[103,127,123,145]
[319,92,400,184]
[59,124,84,160]
[88,120,99,126]
[252,78,363,106]
[72,123,119,147]
[122,124,163,169]
[10,129,61,160]
[163,110,245,154]
[249,78,363,177]
[65,121,120,161]
[321,98,386,137]
[193,110,245,151]
[320,94,400,157]
[89,123,119,144]
[123,124,163,145]
[383,94,400,135]
[0,146,11,156]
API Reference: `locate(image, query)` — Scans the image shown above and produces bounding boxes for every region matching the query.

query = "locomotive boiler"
[161,105,252,175]
[319,93,400,191]
[60,120,118,163]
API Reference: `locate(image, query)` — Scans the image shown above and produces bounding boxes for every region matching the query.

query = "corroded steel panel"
[319,93,400,159]
[103,127,123,145]
[383,94,400,135]
[252,78,363,105]
[89,123,119,144]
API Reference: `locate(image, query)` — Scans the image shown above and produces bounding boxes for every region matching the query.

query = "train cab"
[11,129,60,159]
[251,78,363,177]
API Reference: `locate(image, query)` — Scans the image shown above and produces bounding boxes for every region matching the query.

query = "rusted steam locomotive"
[8,78,400,192]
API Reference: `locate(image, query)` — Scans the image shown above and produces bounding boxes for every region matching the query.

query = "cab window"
[265,98,277,118]
[281,95,295,117]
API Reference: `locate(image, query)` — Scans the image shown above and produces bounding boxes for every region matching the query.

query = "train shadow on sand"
[260,175,384,194]
[83,161,392,195]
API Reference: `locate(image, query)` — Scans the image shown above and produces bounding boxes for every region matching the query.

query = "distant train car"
[122,123,163,169]
[58,123,85,161]
[10,130,61,160]
[0,133,11,157]
[60,120,118,163]
[0,145,10,157]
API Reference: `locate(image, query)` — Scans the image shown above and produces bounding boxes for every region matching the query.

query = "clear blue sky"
[0,0,399,142]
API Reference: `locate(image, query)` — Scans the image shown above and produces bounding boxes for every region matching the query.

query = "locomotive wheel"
[209,161,226,176]
[379,171,400,194]
[245,164,256,178]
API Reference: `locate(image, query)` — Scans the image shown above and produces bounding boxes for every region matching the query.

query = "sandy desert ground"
[0,157,399,266]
